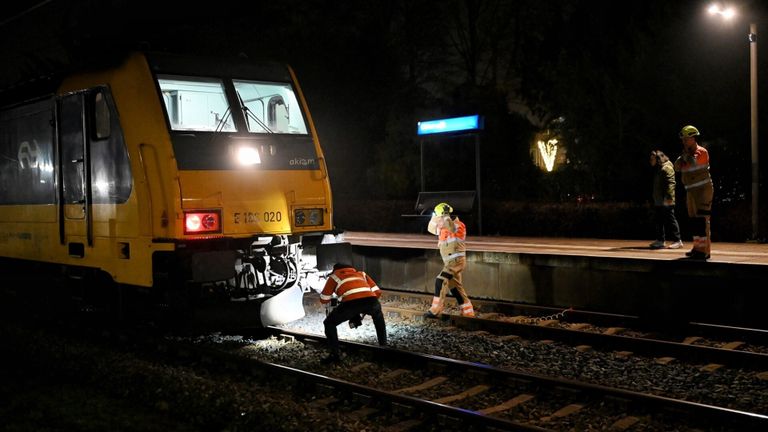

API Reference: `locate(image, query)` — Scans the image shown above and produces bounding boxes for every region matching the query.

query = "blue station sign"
[417,115,483,136]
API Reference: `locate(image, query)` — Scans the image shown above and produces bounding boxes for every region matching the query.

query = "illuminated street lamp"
[708,3,759,240]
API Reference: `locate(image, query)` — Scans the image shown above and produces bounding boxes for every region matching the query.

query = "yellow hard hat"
[433,202,453,215]
[679,125,700,138]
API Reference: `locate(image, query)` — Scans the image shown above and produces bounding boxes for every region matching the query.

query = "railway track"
[4,293,767,431]
[220,327,768,431]
[22,314,762,431]
[378,291,768,371]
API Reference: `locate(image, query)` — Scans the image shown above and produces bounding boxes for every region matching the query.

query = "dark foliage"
[2,0,767,240]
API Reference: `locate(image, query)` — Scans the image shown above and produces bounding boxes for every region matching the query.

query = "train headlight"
[234,145,261,166]
[294,208,323,227]
[184,210,222,234]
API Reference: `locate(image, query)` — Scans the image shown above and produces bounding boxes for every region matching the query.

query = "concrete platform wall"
[351,245,768,329]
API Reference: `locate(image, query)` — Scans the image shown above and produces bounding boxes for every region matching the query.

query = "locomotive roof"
[1,51,293,108]
[146,52,292,82]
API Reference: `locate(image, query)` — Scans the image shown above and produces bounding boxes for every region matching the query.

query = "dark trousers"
[323,296,387,355]
[653,205,681,242]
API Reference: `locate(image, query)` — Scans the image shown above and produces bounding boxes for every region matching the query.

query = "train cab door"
[57,91,92,258]
[57,87,132,261]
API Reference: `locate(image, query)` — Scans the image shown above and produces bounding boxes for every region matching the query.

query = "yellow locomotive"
[0,51,341,325]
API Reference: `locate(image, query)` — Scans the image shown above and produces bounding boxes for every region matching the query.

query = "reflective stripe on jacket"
[674,145,712,191]
[433,216,466,262]
[320,267,381,303]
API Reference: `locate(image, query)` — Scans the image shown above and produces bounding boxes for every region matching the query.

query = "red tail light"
[184,210,222,235]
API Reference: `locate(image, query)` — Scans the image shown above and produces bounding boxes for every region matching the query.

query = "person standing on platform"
[674,125,714,260]
[424,202,475,318]
[649,150,683,249]
[319,263,387,362]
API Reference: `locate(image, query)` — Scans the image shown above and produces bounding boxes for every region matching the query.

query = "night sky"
[2,0,767,208]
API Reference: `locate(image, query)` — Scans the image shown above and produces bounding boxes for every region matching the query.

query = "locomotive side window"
[0,100,56,205]
[58,89,133,206]
[88,88,132,204]
[233,80,308,134]
[157,76,235,132]
[93,91,110,139]
[59,94,86,205]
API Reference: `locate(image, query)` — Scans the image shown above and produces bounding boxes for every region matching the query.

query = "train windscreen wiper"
[236,89,273,134]
[212,105,233,134]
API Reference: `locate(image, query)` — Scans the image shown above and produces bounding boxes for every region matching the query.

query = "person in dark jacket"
[319,263,387,361]
[649,150,683,249]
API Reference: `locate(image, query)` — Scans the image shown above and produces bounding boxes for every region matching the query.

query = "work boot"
[688,250,710,260]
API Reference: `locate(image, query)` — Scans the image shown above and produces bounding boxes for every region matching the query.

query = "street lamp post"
[708,4,759,240]
[749,22,759,240]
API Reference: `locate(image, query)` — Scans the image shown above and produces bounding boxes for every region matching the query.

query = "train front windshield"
[157,75,308,135]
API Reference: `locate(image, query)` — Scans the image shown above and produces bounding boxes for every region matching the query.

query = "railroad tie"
[700,363,724,373]
[569,323,592,330]
[380,369,409,381]
[537,319,560,327]
[611,415,641,431]
[540,403,584,422]
[682,336,703,345]
[478,393,535,415]
[721,341,745,350]
[604,327,625,335]
[392,376,448,394]
[432,384,490,404]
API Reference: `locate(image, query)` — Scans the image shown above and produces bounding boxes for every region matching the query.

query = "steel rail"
[379,291,768,369]
[268,327,768,430]
[152,331,545,431]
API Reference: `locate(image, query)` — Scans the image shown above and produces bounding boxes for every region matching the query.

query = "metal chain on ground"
[520,306,573,324]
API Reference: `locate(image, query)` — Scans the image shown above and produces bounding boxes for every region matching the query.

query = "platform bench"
[401,190,476,218]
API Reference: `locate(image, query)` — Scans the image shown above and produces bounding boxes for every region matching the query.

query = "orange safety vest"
[437,217,466,262]
[320,267,381,304]
[675,145,712,191]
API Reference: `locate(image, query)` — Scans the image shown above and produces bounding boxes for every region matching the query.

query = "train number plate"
[233,211,282,224]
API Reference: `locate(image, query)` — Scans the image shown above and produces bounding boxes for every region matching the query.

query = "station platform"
[339,231,768,330]
[342,231,768,265]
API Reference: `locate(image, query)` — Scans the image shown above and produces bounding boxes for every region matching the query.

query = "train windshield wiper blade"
[212,106,232,134]
[237,89,273,134]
